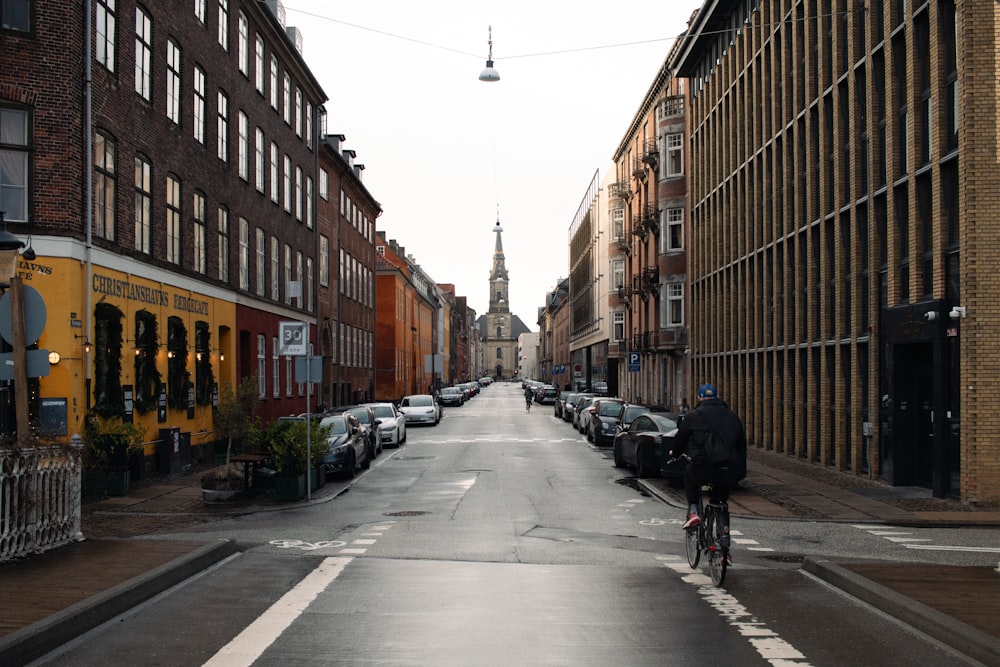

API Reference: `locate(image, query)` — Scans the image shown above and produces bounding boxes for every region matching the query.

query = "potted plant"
[203,377,260,503]
[267,418,329,501]
[82,413,146,497]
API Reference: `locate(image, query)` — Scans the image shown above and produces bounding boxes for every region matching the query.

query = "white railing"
[0,441,83,563]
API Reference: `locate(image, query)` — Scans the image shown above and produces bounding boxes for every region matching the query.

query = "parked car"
[612,413,679,478]
[363,402,407,447]
[587,398,627,446]
[339,405,382,456]
[438,386,465,407]
[617,404,652,430]
[555,392,579,419]
[568,394,596,428]
[398,394,441,425]
[574,396,599,433]
[319,413,370,478]
[535,385,559,405]
[562,393,592,423]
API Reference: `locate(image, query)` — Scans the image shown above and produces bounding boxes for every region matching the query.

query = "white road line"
[352,539,377,545]
[339,548,367,554]
[905,544,1000,553]
[883,536,932,543]
[203,557,351,667]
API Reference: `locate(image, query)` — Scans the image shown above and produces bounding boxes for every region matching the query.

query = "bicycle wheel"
[685,518,701,568]
[707,510,728,587]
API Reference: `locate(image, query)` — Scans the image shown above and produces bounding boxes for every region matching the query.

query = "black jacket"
[672,397,748,480]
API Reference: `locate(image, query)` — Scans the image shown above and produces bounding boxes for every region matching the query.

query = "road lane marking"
[204,557,351,667]
[904,544,1000,553]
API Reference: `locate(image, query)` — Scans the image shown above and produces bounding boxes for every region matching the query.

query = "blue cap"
[697,383,717,399]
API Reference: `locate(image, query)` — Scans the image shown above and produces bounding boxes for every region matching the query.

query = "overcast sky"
[284,0,704,329]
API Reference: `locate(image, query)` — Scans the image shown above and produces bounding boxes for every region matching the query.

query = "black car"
[337,405,381,456]
[612,413,679,478]
[438,387,465,407]
[536,385,559,405]
[319,413,370,478]
[555,392,579,419]
[587,398,626,446]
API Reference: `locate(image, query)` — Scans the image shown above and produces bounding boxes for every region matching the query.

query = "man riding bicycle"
[669,383,747,530]
[524,385,534,411]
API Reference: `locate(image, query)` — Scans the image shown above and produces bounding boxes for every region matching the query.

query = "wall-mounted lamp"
[949,306,967,320]
[21,236,35,262]
[74,333,91,353]
[219,352,225,361]
[48,351,60,364]
[924,311,937,321]
[167,350,176,359]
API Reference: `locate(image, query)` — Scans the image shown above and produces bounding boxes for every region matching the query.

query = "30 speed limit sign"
[279,321,308,356]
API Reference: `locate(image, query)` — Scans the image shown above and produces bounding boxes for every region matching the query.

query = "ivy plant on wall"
[166,316,193,410]
[133,310,162,413]
[194,320,215,406]
[92,301,124,418]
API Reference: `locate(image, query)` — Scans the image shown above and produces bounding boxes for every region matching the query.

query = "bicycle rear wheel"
[707,511,728,586]
[685,521,701,568]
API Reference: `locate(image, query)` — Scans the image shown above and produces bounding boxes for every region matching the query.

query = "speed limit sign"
[279,321,308,356]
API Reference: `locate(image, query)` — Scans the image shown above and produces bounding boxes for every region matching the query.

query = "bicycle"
[525,397,532,412]
[685,482,731,587]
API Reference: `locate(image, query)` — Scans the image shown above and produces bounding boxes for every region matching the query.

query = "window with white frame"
[294,165,302,220]
[612,311,625,342]
[319,169,328,200]
[237,12,248,76]
[134,7,152,100]
[217,0,229,51]
[294,88,302,137]
[611,207,624,240]
[193,192,206,273]
[237,111,248,180]
[254,127,264,191]
[272,336,280,397]
[665,133,683,177]
[166,175,181,263]
[283,155,291,211]
[611,258,625,290]
[305,176,313,228]
[134,155,151,253]
[662,282,684,327]
[195,0,206,23]
[166,40,181,124]
[285,354,292,397]
[255,227,264,295]
[306,257,313,312]
[96,0,116,72]
[319,236,329,286]
[94,131,116,241]
[283,244,291,304]
[257,333,266,398]
[3,0,30,31]
[271,236,279,300]
[269,142,279,203]
[193,66,205,143]
[255,35,265,93]
[0,107,28,222]
[269,56,278,109]
[305,102,313,148]
[295,251,303,308]
[664,207,684,252]
[282,73,291,124]
[217,207,229,281]
[238,217,249,290]
[216,91,228,161]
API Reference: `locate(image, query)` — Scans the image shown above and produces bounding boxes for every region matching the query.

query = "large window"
[294,166,302,220]
[96,0,116,72]
[284,244,291,304]
[216,91,228,161]
[166,40,181,124]
[269,142,279,203]
[611,207,624,240]
[254,127,264,192]
[306,257,313,312]
[134,155,151,253]
[270,236,279,300]
[237,111,248,180]
[612,311,625,342]
[255,35,265,93]
[193,192,206,274]
[282,73,291,124]
[237,12,248,76]
[272,337,280,397]
[166,175,181,264]
[283,155,291,211]
[664,133,683,177]
[269,56,279,109]
[217,0,228,50]
[134,7,152,100]
[238,217,249,291]
[94,131,116,241]
[255,227,265,296]
[611,258,625,290]
[217,206,229,282]
[1,0,31,31]
[0,108,29,222]
[193,66,206,143]
[257,333,266,398]
[662,282,683,327]
[319,235,329,286]
[664,207,683,252]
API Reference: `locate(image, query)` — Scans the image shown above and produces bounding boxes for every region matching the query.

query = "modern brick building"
[672,0,997,502]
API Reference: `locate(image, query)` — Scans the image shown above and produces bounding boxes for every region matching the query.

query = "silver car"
[363,402,407,447]
[397,394,441,426]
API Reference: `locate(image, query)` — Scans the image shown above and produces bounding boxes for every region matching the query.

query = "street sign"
[627,352,641,373]
[294,355,323,383]
[0,349,51,380]
[279,321,308,356]
[0,284,47,346]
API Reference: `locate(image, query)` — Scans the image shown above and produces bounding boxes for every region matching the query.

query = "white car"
[397,394,441,426]
[364,402,407,447]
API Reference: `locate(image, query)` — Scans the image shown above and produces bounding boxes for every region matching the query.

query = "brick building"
[672,0,997,503]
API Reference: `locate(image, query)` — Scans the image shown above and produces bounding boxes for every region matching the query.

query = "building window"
[284,244,291,304]
[611,207,624,240]
[255,34,265,93]
[134,7,152,100]
[319,236,329,287]
[238,217,249,290]
[496,347,502,359]
[305,102,313,149]
[166,40,181,124]
[306,176,313,228]
[194,321,214,405]
[166,316,192,410]
[134,155,151,253]
[193,65,205,143]
[166,175,181,264]
[319,169,328,200]
[94,131,116,241]
[193,191,206,274]
[237,111,248,180]
[257,333,266,398]
[282,73,291,125]
[294,88,303,137]
[272,336,280,398]
[664,133,683,177]
[255,127,264,192]
[664,207,683,252]
[1,0,30,31]
[283,155,291,211]
[662,283,683,327]
[295,251,303,308]
[0,107,29,222]
[96,0,116,72]
[237,12,248,75]
[285,353,293,397]
[195,0,206,24]
[271,236,279,300]
[612,311,625,342]
[255,227,265,296]
[216,91,228,161]
[269,55,279,109]
[217,0,228,50]
[611,259,625,290]
[269,142,279,203]
[295,166,303,220]
[217,207,229,282]
[306,257,314,312]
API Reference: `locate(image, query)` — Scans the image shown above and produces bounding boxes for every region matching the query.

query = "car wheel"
[634,446,647,478]
[586,426,593,442]
[343,451,356,479]
[613,443,624,468]
[362,445,372,469]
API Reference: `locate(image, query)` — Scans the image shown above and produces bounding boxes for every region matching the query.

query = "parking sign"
[279,321,308,356]
[627,352,641,373]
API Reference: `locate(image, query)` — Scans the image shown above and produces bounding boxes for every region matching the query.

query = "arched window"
[496,347,503,359]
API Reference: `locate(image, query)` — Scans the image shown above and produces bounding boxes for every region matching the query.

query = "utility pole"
[11,276,29,447]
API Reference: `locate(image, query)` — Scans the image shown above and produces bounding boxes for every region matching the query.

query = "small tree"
[214,376,260,467]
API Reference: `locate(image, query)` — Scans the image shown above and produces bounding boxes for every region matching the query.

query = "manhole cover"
[383,510,430,517]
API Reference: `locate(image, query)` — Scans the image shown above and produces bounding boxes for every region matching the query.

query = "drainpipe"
[84,0,93,410]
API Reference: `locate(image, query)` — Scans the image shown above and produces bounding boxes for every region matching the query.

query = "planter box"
[310,466,324,491]
[274,474,306,502]
[202,488,243,504]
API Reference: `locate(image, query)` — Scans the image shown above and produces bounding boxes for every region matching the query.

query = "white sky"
[283,0,704,329]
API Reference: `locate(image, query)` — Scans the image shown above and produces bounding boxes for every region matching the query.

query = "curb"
[0,539,239,667]
[803,557,1000,667]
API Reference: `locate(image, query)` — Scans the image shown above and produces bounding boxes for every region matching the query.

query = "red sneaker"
[682,513,701,530]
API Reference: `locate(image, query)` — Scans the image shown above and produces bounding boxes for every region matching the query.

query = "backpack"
[698,410,736,468]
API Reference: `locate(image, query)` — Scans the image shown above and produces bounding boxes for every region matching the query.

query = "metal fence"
[0,442,83,563]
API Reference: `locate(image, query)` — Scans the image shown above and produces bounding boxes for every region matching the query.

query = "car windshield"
[599,402,622,416]
[650,415,678,431]
[370,405,394,418]
[407,396,433,407]
[320,417,347,434]
[442,388,460,395]
[345,409,371,424]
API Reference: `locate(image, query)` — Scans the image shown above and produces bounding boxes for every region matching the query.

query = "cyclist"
[669,383,747,531]
[524,385,534,411]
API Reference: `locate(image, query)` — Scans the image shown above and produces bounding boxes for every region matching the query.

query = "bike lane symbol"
[269,539,348,551]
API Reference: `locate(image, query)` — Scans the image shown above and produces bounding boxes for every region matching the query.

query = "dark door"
[891,342,934,487]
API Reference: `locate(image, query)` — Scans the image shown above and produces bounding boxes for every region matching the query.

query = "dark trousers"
[684,464,733,508]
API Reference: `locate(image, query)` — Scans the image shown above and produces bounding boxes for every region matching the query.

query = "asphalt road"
[32,384,986,666]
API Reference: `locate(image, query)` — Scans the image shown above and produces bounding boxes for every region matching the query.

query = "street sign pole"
[11,277,29,447]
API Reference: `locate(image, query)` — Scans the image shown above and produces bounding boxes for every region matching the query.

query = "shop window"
[167,316,192,410]
[133,310,162,414]
[92,302,125,418]
[194,320,215,406]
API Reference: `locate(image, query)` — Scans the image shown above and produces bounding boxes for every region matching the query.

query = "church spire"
[489,217,509,312]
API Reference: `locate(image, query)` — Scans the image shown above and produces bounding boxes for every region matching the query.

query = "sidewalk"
[1,450,998,666]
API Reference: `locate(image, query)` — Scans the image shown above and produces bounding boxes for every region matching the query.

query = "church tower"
[485,220,518,379]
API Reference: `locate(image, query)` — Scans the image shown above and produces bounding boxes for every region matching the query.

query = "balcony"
[657,95,685,121]
[641,267,659,294]
[617,286,632,308]
[642,138,659,168]
[610,235,631,256]
[631,157,647,181]
[608,181,632,201]
[640,203,659,234]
